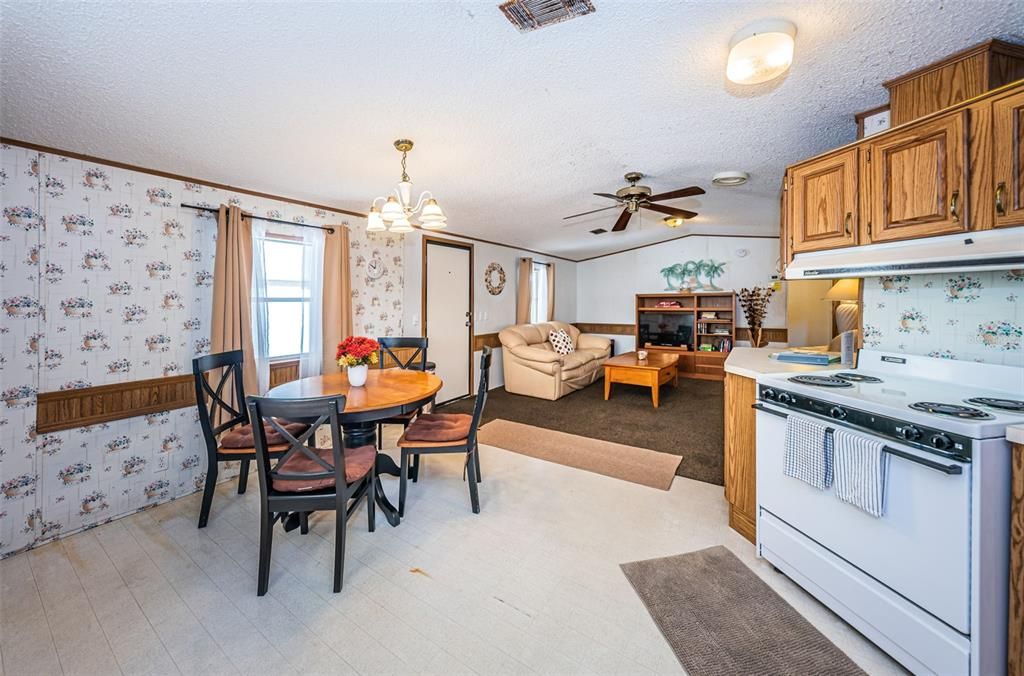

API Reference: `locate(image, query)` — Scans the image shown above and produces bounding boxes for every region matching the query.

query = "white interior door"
[425,242,471,403]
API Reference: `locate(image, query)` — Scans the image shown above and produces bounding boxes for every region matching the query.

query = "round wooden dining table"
[267,368,442,527]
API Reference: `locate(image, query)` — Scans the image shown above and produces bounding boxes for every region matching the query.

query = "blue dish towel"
[784,415,833,490]
[832,428,888,517]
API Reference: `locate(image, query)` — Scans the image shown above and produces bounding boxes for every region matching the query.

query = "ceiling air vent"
[589,228,607,235]
[499,0,595,32]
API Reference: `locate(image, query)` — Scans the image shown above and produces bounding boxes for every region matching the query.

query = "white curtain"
[251,221,272,394]
[300,229,324,380]
[251,221,325,394]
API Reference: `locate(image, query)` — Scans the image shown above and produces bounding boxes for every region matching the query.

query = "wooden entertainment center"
[635,292,735,381]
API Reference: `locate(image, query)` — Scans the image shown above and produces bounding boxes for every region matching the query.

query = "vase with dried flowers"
[336,336,380,387]
[738,286,775,347]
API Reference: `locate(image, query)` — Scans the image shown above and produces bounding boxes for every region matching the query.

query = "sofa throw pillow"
[549,329,575,355]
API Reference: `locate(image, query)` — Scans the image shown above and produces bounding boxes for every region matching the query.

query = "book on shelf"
[771,351,841,365]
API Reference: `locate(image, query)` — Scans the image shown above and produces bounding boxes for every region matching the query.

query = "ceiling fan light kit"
[368,139,447,233]
[726,19,797,85]
[712,170,750,186]
[663,217,685,228]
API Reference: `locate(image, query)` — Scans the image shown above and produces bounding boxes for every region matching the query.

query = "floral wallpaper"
[861,270,1023,367]
[0,143,402,558]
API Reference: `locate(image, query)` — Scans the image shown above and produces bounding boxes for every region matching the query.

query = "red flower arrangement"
[336,336,380,368]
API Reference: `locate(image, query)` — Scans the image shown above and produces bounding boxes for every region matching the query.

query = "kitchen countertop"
[724,346,845,380]
[1008,425,1024,445]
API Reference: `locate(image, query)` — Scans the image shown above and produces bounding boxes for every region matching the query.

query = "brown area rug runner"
[441,380,725,485]
[620,546,866,676]
[476,419,682,490]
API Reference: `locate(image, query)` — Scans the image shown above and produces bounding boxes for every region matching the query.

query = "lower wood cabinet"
[723,372,757,544]
[1011,442,1024,676]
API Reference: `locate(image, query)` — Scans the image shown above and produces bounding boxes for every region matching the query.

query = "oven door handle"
[752,403,964,476]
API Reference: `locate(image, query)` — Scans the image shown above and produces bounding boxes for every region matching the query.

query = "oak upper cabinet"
[866,111,969,242]
[788,148,859,253]
[993,89,1024,229]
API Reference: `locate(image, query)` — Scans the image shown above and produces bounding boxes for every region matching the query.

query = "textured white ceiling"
[2,1,1022,259]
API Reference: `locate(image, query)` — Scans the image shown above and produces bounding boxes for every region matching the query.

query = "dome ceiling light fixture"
[726,19,797,85]
[712,170,750,186]
[366,139,447,234]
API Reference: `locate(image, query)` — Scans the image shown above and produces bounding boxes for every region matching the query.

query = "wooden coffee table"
[603,351,679,408]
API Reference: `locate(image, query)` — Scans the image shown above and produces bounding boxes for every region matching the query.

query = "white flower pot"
[348,364,369,387]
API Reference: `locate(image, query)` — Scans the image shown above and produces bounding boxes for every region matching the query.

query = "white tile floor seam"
[0,430,904,676]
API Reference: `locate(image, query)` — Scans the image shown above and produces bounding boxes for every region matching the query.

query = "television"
[638,313,693,348]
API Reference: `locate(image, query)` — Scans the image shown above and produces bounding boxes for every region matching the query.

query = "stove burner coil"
[908,402,995,420]
[834,372,884,383]
[787,375,854,388]
[963,397,1024,413]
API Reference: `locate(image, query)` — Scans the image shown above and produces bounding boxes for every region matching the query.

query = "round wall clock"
[484,262,506,295]
[366,254,385,280]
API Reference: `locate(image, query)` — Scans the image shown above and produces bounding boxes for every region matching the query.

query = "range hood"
[785,228,1024,279]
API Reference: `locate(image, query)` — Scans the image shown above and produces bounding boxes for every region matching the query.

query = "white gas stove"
[754,350,1022,676]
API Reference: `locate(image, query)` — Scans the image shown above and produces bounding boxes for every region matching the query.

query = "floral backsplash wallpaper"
[0,143,401,558]
[861,270,1023,367]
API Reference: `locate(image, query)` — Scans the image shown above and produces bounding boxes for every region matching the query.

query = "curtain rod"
[524,257,552,267]
[180,203,336,234]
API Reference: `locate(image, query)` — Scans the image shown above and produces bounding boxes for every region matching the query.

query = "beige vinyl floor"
[0,429,904,676]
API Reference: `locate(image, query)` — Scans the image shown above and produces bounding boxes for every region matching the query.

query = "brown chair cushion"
[220,420,310,449]
[271,445,376,492]
[402,413,472,442]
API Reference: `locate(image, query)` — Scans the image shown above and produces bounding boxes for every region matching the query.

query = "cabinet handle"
[844,212,852,235]
[995,182,1007,216]
[950,191,960,222]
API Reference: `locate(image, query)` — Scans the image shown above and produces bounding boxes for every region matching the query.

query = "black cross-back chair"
[192,350,290,528]
[375,337,433,453]
[246,394,376,595]
[397,346,492,516]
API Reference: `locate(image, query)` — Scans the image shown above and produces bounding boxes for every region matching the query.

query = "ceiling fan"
[563,172,705,232]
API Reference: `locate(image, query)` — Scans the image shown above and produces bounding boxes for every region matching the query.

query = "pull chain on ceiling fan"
[563,172,705,232]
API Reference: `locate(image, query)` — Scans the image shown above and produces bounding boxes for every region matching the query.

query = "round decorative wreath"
[484,262,506,296]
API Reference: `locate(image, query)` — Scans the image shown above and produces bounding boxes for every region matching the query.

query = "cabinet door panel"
[868,111,968,242]
[789,149,858,253]
[993,90,1024,228]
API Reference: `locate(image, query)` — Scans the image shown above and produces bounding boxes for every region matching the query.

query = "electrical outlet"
[155,454,169,472]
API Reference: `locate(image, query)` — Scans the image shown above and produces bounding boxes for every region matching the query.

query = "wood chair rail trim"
[36,374,196,433]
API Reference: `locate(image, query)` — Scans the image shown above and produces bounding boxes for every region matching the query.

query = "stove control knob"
[930,434,953,451]
[899,425,922,442]
[761,388,776,401]
[777,392,795,405]
[828,406,847,420]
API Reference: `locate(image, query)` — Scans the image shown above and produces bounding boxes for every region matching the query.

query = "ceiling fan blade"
[647,186,706,202]
[594,192,623,201]
[562,205,620,220]
[611,208,633,232]
[641,203,698,219]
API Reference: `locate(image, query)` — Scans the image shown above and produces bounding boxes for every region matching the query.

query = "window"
[254,235,313,359]
[529,261,549,323]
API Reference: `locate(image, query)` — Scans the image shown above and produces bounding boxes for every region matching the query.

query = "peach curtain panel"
[516,257,533,324]
[211,205,258,395]
[545,262,555,321]
[321,224,353,374]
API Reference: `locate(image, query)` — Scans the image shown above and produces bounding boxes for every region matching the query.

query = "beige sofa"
[497,321,612,400]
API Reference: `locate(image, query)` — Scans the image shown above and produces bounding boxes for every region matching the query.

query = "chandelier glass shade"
[368,140,447,233]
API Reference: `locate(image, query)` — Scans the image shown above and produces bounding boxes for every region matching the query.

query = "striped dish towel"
[783,415,833,490]
[832,428,888,517]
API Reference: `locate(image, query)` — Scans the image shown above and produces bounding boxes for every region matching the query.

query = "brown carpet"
[477,419,683,490]
[621,546,866,676]
[440,378,724,485]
